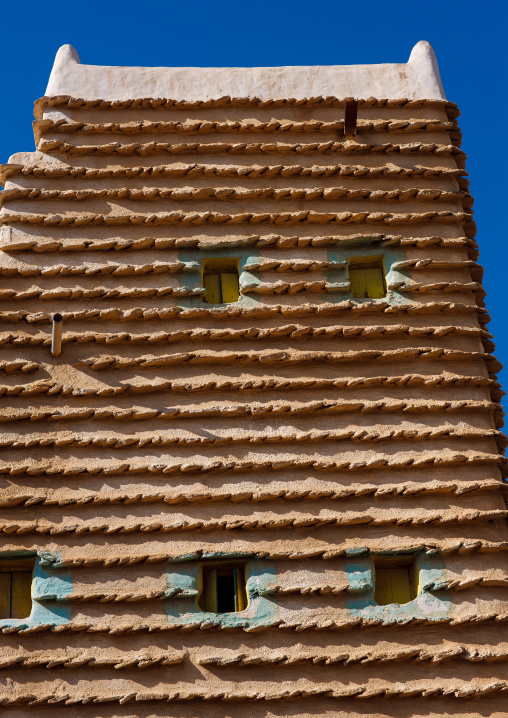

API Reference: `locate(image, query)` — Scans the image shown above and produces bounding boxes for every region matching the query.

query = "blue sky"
[1,0,506,407]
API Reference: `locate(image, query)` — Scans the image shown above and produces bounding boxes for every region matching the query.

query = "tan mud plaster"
[0,40,506,718]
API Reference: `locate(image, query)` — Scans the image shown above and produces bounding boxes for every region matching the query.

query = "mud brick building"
[0,41,507,718]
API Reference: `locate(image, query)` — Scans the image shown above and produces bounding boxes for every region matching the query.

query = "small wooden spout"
[51,313,63,357]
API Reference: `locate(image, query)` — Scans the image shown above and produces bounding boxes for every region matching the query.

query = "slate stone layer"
[0,90,507,718]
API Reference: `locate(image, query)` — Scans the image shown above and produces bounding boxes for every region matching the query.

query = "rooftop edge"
[44,41,446,103]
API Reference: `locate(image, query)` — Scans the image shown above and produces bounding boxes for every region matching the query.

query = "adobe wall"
[0,43,506,717]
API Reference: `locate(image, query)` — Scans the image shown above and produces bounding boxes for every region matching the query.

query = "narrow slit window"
[199,564,247,613]
[373,556,419,606]
[348,255,386,299]
[0,557,35,619]
[202,259,240,304]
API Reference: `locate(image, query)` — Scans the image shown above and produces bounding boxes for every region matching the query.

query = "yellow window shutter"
[220,272,240,303]
[414,563,422,597]
[234,568,247,612]
[204,274,221,304]
[348,256,386,299]
[363,267,386,298]
[374,567,411,605]
[388,568,411,604]
[348,267,368,298]
[203,569,217,613]
[349,267,386,298]
[0,573,11,619]
[10,571,33,619]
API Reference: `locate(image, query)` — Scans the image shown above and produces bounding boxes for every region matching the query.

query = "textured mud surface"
[0,44,506,718]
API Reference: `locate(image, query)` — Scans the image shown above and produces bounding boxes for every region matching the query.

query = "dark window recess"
[216,572,236,613]
[199,564,247,613]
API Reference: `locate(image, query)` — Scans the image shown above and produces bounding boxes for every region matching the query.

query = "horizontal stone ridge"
[37,94,458,113]
[2,162,467,181]
[0,210,472,227]
[4,643,506,669]
[31,541,508,567]
[37,139,466,157]
[0,232,476,252]
[1,479,503,510]
[35,117,458,135]
[3,613,508,635]
[0,185,467,203]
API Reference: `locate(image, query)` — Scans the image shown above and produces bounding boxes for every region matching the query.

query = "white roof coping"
[45,41,446,102]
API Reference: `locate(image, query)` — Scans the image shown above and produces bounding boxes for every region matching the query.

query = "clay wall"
[0,87,506,717]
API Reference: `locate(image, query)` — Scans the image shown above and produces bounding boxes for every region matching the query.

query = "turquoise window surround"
[345,549,451,622]
[164,555,278,629]
[0,551,72,630]
[179,243,410,307]
[327,244,409,305]
[178,247,260,308]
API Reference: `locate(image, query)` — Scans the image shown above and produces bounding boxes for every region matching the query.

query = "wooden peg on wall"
[51,313,63,357]
[344,100,358,137]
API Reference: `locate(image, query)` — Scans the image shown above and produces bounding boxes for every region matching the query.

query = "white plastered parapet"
[44,41,446,102]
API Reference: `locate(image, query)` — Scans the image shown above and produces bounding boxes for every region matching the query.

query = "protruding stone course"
[0,42,506,718]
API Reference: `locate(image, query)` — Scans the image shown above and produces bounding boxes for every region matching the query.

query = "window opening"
[202,259,240,304]
[199,564,247,613]
[348,255,386,299]
[0,557,35,619]
[373,556,419,606]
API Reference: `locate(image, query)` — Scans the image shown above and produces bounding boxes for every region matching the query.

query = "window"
[373,556,419,605]
[202,259,240,304]
[198,564,247,613]
[0,557,34,619]
[348,255,386,299]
